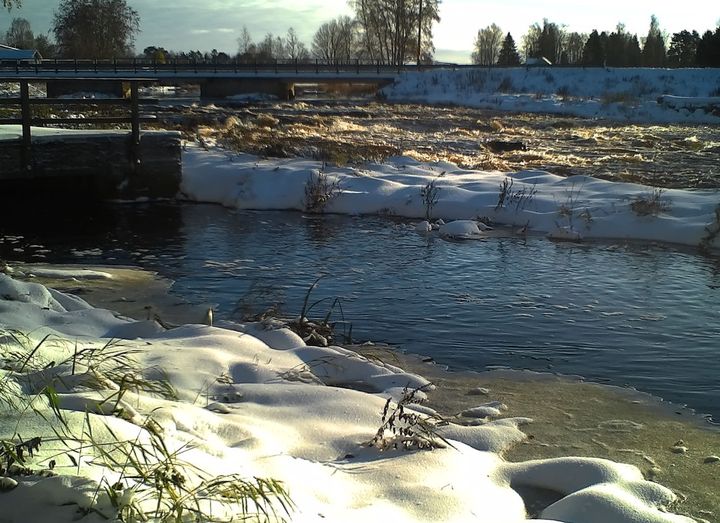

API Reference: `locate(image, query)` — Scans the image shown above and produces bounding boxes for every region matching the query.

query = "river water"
[3,100,720,416]
[2,201,719,424]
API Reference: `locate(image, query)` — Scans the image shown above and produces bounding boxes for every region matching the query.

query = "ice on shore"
[181,143,720,251]
[0,274,694,522]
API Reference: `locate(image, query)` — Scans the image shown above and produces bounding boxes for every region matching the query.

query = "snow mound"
[0,275,697,522]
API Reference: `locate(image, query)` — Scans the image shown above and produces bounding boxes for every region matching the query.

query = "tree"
[312,16,357,62]
[351,0,440,66]
[52,0,140,58]
[5,16,33,48]
[667,30,700,67]
[33,34,56,57]
[2,0,20,10]
[521,22,542,61]
[237,26,253,56]
[142,45,168,63]
[641,15,666,67]
[497,32,520,66]
[285,27,309,61]
[696,27,720,67]
[582,29,605,66]
[538,19,565,64]
[564,32,586,65]
[471,23,503,65]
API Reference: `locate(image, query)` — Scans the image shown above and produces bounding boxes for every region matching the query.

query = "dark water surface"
[2,202,719,422]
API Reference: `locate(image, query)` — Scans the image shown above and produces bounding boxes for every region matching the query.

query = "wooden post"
[20,80,32,172]
[130,81,140,145]
[130,81,140,173]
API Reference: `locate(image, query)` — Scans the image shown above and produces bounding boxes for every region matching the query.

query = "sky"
[3,0,719,63]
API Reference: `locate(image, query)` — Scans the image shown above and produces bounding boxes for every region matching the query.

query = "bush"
[630,188,671,216]
[304,169,342,213]
[498,76,514,93]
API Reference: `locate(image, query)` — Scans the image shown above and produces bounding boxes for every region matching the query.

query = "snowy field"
[0,270,697,522]
[383,67,720,124]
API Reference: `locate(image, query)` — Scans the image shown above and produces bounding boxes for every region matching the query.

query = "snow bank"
[0,275,694,522]
[181,143,720,251]
[382,67,720,124]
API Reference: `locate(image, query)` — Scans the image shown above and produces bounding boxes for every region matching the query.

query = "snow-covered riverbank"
[181,143,720,251]
[382,67,720,124]
[0,269,699,522]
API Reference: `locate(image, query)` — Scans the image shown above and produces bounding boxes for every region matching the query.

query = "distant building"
[0,44,42,63]
[525,57,553,67]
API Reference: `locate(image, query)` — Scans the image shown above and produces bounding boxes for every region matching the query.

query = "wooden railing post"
[130,81,140,146]
[130,81,140,173]
[20,80,32,172]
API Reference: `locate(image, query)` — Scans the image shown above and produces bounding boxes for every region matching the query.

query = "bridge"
[0,59,443,99]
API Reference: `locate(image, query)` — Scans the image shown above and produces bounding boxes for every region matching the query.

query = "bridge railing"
[0,58,467,76]
[0,79,158,172]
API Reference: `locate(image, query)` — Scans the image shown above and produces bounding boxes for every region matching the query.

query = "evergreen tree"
[667,30,700,67]
[582,30,605,66]
[497,32,520,65]
[626,35,642,66]
[538,19,565,64]
[641,15,666,67]
[696,28,720,67]
[606,24,631,67]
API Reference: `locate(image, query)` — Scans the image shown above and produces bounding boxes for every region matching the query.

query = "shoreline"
[8,262,719,521]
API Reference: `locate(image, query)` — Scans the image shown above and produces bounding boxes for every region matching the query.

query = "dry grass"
[630,188,671,216]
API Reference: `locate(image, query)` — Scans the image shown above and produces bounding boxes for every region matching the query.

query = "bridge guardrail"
[0,58,468,76]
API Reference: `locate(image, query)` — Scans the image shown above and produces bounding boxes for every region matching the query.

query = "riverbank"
[181,142,720,252]
[2,263,717,522]
[382,67,720,125]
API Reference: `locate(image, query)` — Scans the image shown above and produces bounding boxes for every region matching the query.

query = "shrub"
[630,188,671,216]
[498,76,514,93]
[420,175,443,220]
[304,168,342,213]
[495,177,537,212]
[367,385,450,451]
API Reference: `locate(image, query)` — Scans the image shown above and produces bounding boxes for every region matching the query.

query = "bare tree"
[312,16,357,62]
[565,32,586,65]
[521,22,542,61]
[471,23,503,65]
[5,16,33,48]
[285,27,309,61]
[351,0,440,65]
[237,25,253,55]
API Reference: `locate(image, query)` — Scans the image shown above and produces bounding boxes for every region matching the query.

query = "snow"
[181,143,720,251]
[382,67,720,124]
[0,274,695,522]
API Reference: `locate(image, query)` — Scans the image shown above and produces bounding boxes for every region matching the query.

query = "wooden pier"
[0,78,182,199]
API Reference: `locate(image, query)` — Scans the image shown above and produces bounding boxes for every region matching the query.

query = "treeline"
[142,0,442,66]
[1,0,441,66]
[473,17,720,67]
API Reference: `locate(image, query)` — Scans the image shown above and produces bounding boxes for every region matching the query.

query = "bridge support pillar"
[200,78,295,100]
[46,80,129,98]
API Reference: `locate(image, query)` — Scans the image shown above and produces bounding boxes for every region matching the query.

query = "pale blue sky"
[3,0,718,62]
